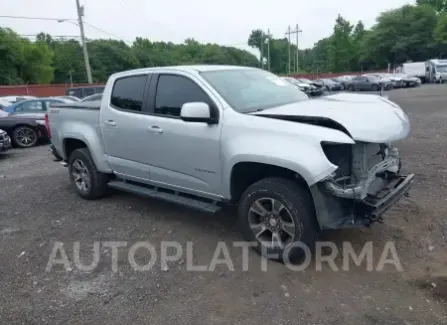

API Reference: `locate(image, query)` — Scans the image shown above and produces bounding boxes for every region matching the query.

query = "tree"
[0,27,53,84]
[360,5,438,67]
[416,0,447,13]
[327,15,354,72]
[434,12,447,56]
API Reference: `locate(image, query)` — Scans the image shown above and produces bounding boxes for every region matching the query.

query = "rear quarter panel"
[48,105,111,172]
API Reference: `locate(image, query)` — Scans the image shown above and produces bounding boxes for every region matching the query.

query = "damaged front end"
[311,142,414,229]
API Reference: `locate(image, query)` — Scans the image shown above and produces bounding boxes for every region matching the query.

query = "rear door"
[100,73,153,182]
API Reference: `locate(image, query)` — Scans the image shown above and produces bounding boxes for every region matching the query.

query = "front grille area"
[322,142,384,183]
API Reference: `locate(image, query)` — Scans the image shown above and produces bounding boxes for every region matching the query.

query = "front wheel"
[238,177,318,262]
[12,126,38,148]
[68,148,109,200]
[347,85,354,91]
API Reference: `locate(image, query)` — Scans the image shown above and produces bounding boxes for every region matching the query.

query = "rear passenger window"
[111,75,147,112]
[154,74,211,117]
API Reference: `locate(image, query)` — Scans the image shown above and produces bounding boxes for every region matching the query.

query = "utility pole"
[260,33,264,69]
[285,26,292,74]
[75,0,92,83]
[293,24,302,73]
[266,29,272,72]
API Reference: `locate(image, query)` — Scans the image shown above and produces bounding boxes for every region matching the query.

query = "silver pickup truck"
[48,65,414,261]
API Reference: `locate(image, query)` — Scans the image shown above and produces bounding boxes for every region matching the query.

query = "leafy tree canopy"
[1,0,447,84]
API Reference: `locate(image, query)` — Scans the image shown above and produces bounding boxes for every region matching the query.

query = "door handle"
[148,126,163,134]
[104,120,116,126]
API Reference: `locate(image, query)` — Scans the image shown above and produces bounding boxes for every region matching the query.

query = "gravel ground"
[1,85,447,325]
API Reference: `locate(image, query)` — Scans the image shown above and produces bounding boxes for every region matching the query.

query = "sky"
[2,0,413,55]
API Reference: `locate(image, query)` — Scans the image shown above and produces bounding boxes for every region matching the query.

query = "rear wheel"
[12,126,38,148]
[347,84,354,91]
[238,177,318,262]
[372,84,380,91]
[68,148,109,199]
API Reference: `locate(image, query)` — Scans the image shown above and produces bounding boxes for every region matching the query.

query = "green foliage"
[0,30,260,84]
[248,2,447,75]
[2,0,447,84]
[0,27,54,84]
[416,0,447,13]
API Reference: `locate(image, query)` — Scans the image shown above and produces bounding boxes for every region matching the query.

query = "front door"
[100,74,153,182]
[142,73,223,198]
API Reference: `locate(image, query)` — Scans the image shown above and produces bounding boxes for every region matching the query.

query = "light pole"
[58,2,92,83]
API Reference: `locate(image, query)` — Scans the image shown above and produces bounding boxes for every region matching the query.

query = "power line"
[0,15,76,21]
[83,21,131,43]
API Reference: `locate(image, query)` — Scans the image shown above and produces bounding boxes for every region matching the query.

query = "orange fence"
[0,83,105,97]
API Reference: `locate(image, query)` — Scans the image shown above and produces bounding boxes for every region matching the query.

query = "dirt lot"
[1,85,447,325]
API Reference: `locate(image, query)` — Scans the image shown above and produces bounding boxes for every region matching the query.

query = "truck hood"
[252,93,410,143]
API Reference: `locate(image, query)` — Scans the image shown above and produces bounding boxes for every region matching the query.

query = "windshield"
[200,69,309,113]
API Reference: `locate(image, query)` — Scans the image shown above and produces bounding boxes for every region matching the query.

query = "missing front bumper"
[312,173,415,230]
[362,173,415,219]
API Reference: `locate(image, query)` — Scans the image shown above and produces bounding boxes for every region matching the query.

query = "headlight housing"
[321,141,353,179]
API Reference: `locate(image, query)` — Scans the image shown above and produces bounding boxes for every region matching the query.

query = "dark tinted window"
[111,75,147,112]
[94,86,105,93]
[154,75,211,117]
[67,88,82,98]
[84,88,95,96]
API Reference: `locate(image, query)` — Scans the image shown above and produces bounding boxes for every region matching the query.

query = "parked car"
[0,98,12,110]
[66,85,105,99]
[346,75,392,91]
[317,78,343,91]
[365,73,402,88]
[0,110,49,148]
[48,65,414,261]
[332,75,354,89]
[391,73,421,87]
[296,78,325,96]
[1,95,36,103]
[0,128,12,152]
[280,77,312,96]
[3,97,73,115]
[53,95,81,102]
[81,93,103,102]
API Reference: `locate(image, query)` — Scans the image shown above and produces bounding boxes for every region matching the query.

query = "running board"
[107,181,222,213]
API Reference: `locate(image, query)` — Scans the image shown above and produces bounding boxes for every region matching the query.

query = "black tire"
[347,84,354,91]
[12,126,38,148]
[238,177,318,262]
[371,84,380,92]
[68,148,109,200]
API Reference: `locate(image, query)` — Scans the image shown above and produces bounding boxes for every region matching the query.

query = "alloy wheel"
[14,127,37,147]
[248,197,297,249]
[71,159,91,193]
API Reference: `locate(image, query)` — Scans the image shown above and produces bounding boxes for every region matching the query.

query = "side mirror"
[180,102,216,123]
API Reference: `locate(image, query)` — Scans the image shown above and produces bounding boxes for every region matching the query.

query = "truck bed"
[48,101,105,165]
